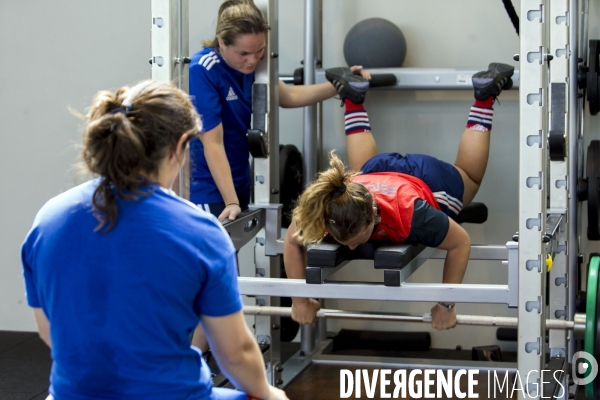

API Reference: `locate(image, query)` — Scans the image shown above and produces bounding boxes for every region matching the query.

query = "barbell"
[244,305,586,334]
[246,256,600,399]
[246,256,600,340]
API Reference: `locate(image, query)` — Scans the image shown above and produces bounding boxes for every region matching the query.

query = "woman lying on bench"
[283,63,514,330]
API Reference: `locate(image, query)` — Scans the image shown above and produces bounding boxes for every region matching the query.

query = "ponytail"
[292,151,376,245]
[80,80,201,232]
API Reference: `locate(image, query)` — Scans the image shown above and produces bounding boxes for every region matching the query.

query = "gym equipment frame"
[150,0,599,398]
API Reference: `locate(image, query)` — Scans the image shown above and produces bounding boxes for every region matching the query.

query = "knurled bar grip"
[251,83,268,132]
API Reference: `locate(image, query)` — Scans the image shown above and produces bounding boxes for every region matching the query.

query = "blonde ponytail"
[292,151,375,245]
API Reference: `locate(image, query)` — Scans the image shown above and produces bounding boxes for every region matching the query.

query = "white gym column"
[548,1,571,399]
[519,1,550,398]
[253,0,283,387]
[150,0,190,199]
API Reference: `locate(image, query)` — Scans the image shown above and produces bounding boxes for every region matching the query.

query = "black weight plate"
[279,144,303,228]
[589,72,599,116]
[587,141,600,240]
[248,129,268,158]
[588,41,600,115]
[549,131,566,162]
[279,296,300,342]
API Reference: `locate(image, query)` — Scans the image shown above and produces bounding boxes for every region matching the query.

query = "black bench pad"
[307,241,426,270]
[453,202,488,224]
[305,202,487,283]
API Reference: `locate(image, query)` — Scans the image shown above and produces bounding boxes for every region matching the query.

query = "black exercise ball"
[343,18,407,69]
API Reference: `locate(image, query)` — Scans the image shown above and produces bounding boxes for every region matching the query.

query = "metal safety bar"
[222,208,265,251]
[281,68,522,91]
[312,68,521,90]
[239,277,511,304]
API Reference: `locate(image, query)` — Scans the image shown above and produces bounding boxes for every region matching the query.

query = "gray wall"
[2,0,596,350]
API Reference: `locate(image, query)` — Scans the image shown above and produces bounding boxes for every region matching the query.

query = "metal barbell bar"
[244,305,586,334]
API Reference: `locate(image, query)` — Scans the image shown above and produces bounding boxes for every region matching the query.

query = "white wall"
[2,0,596,351]
[0,1,151,330]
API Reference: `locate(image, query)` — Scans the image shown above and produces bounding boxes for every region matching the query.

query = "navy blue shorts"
[361,153,464,217]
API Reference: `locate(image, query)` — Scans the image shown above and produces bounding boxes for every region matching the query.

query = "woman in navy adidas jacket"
[189,0,368,222]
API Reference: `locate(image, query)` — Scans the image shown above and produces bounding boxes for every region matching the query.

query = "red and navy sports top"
[350,172,450,247]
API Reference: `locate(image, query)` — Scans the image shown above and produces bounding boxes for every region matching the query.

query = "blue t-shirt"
[189,47,255,205]
[21,179,243,400]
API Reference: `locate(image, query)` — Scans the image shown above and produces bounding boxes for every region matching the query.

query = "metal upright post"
[548,3,570,398]
[315,0,323,172]
[518,1,549,398]
[568,0,580,362]
[580,0,589,64]
[150,0,190,199]
[254,1,280,206]
[300,0,318,354]
[302,0,318,186]
[314,0,328,344]
[253,0,282,386]
[176,0,189,197]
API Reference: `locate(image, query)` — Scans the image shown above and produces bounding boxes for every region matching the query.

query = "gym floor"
[0,331,51,400]
[0,330,588,400]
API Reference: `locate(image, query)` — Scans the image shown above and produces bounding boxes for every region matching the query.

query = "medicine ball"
[343,18,407,69]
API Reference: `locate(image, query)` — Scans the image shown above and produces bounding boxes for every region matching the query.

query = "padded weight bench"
[306,202,488,287]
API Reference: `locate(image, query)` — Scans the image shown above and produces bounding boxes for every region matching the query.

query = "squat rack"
[148,1,597,398]
[291,3,591,399]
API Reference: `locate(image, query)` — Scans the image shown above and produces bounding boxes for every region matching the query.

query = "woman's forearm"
[278,80,337,108]
[217,331,271,398]
[203,142,239,205]
[204,313,272,399]
[437,219,471,284]
[283,223,309,303]
[442,242,470,284]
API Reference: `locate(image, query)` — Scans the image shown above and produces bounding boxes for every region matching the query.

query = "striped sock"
[344,98,371,135]
[466,97,494,132]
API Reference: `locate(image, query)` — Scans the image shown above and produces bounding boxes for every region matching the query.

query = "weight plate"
[588,41,600,115]
[587,141,600,240]
[279,144,303,228]
[248,129,268,158]
[548,131,566,162]
[279,296,300,342]
[589,71,599,116]
[585,255,599,398]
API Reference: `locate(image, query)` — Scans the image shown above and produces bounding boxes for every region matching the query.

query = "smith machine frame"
[149,1,600,398]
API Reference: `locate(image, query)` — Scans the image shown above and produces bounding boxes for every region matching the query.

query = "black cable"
[502,0,520,36]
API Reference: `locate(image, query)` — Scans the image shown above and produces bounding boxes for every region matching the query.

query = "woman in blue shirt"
[21,80,288,400]
[189,0,368,221]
